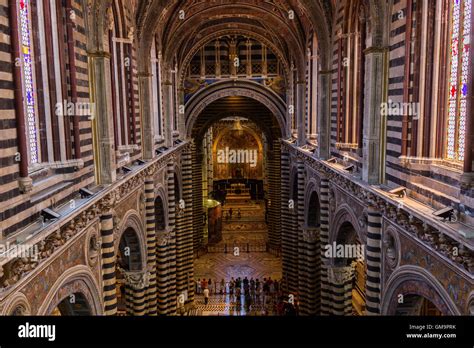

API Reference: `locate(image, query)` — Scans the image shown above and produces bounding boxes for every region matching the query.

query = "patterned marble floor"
[194,252,282,281]
[193,200,282,316]
[193,293,280,316]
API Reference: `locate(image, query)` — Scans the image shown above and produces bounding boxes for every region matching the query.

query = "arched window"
[19,0,39,164]
[446,0,471,161]
[107,0,137,158]
[151,37,164,141]
[306,32,318,143]
[336,1,366,150]
[16,0,80,167]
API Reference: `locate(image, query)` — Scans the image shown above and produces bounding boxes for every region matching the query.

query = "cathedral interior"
[0,0,473,320]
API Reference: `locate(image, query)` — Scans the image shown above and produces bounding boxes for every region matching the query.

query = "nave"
[0,0,472,320]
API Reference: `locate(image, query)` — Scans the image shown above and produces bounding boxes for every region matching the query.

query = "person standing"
[220,278,225,295]
[208,278,213,294]
[203,287,210,305]
[229,277,235,297]
[196,278,201,295]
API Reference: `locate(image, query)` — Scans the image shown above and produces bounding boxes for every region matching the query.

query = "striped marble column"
[123,270,148,316]
[280,148,293,293]
[156,162,177,315]
[327,265,354,316]
[165,161,177,314]
[144,178,158,315]
[298,227,321,315]
[175,148,194,303]
[100,212,117,315]
[267,140,282,251]
[319,177,330,315]
[192,142,204,251]
[365,205,382,315]
[296,160,307,313]
[286,160,299,296]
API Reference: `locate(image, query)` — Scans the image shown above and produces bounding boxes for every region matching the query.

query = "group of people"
[225,208,241,220]
[195,276,296,315]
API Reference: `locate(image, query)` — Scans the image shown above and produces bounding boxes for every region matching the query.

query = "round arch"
[135,0,332,77]
[115,211,147,272]
[155,195,167,232]
[37,266,102,315]
[185,80,288,138]
[177,27,292,87]
[212,124,264,154]
[306,187,321,228]
[381,266,461,315]
[2,292,32,316]
[330,204,365,246]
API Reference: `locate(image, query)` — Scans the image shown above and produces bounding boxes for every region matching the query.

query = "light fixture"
[41,208,60,221]
[433,207,455,221]
[389,187,407,198]
[79,188,95,198]
[231,117,244,132]
[343,164,355,172]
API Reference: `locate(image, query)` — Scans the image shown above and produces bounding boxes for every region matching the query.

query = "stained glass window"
[447,0,471,161]
[19,0,39,164]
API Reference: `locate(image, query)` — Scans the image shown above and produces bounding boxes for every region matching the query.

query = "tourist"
[237,209,241,219]
[250,278,255,299]
[196,278,201,294]
[229,277,235,296]
[235,285,241,300]
[244,291,252,311]
[269,277,275,298]
[243,276,249,288]
[235,277,241,289]
[262,278,269,294]
[203,287,210,305]
[220,278,225,294]
[255,278,261,303]
[262,278,269,305]
[208,278,213,294]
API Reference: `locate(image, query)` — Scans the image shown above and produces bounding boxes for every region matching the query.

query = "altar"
[226,183,251,203]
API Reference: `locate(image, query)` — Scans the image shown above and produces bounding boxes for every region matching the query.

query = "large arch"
[381,266,462,315]
[135,0,330,77]
[177,27,292,87]
[185,79,288,139]
[329,204,365,246]
[115,211,147,271]
[306,189,321,228]
[154,189,168,232]
[37,266,102,315]
[53,293,93,316]
[2,292,32,316]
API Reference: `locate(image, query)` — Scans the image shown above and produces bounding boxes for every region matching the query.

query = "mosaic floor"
[193,200,282,316]
[193,293,280,316]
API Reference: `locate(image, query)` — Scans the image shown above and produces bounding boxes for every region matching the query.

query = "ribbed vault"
[135,0,333,76]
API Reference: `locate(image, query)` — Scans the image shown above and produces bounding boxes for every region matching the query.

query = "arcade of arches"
[0,0,473,317]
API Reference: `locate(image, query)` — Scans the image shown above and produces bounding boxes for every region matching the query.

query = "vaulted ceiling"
[135,0,334,74]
